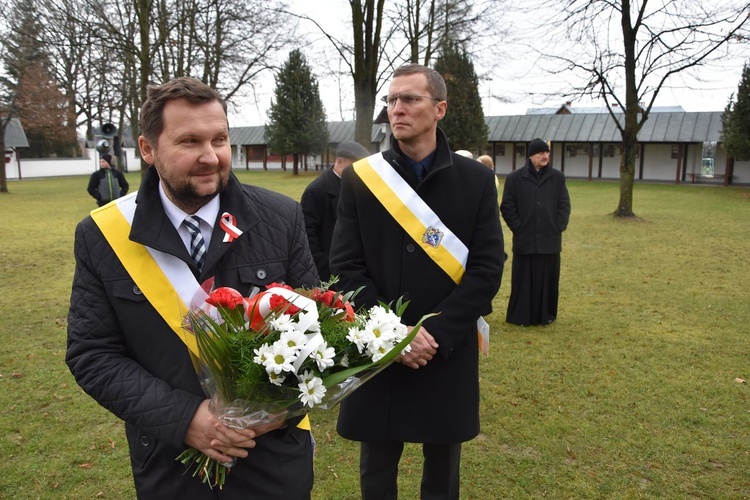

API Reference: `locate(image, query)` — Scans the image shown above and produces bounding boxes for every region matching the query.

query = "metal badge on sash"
[422,226,444,248]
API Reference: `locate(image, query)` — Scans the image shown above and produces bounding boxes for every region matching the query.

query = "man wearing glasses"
[330,64,505,499]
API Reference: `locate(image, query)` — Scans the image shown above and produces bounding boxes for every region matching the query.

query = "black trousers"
[359,441,462,500]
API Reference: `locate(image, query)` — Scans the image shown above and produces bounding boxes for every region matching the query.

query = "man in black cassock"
[501,138,571,326]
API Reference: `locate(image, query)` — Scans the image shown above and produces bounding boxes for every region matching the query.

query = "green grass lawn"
[1,170,749,499]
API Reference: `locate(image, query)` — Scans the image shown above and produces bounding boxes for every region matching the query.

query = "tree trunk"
[0,117,8,193]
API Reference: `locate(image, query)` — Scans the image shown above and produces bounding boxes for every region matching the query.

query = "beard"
[157,164,230,213]
[164,176,226,208]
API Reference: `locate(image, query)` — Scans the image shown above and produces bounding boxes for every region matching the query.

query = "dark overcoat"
[300,167,341,282]
[500,160,571,255]
[67,167,318,499]
[329,130,505,444]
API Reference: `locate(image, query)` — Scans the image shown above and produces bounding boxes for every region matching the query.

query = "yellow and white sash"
[91,194,311,429]
[354,154,468,284]
[91,193,203,358]
[353,153,490,355]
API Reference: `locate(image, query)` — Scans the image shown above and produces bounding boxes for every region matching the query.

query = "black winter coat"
[67,167,318,499]
[330,130,505,443]
[300,167,341,282]
[500,160,571,255]
[87,167,129,205]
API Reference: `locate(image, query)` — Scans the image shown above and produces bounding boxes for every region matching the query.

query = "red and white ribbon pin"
[219,212,243,242]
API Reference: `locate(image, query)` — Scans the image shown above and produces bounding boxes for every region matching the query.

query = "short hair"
[392,64,447,102]
[140,77,228,145]
[477,155,495,169]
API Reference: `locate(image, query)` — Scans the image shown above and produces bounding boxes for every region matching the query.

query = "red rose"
[205,287,244,309]
[315,290,356,322]
[269,294,302,315]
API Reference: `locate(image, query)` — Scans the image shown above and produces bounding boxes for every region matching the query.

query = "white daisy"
[267,371,286,386]
[312,342,336,371]
[279,330,307,351]
[253,343,273,365]
[267,314,296,334]
[298,376,326,408]
[263,341,297,374]
[346,326,369,353]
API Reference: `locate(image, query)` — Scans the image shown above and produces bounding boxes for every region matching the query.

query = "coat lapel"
[129,167,192,263]
[203,173,260,273]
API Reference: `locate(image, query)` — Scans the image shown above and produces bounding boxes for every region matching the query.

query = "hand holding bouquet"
[178,280,432,488]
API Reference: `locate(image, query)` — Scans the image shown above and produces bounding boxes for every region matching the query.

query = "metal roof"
[4,118,30,148]
[230,121,383,147]
[485,112,722,143]
[526,105,685,115]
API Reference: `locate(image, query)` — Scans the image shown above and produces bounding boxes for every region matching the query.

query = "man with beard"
[66,77,317,498]
[330,64,504,499]
[500,138,571,326]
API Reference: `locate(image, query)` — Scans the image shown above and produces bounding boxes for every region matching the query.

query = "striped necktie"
[183,215,207,271]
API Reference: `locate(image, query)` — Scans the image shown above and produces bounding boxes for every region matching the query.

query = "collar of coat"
[388,127,455,184]
[129,166,261,272]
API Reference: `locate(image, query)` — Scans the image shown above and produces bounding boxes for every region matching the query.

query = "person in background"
[476,154,494,170]
[500,138,571,326]
[477,155,500,204]
[67,77,317,499]
[301,141,370,282]
[454,149,473,159]
[87,153,129,206]
[330,63,505,500]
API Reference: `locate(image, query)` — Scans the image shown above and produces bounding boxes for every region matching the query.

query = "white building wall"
[6,148,140,180]
[642,144,679,182]
[733,160,750,184]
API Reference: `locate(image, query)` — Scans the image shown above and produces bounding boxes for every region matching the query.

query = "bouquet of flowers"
[177,280,431,488]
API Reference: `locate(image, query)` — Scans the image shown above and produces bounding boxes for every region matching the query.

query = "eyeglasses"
[380,93,442,107]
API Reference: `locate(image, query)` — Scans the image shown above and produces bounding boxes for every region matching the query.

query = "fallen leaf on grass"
[108,438,116,449]
[735,378,745,384]
[78,463,93,469]
[11,372,23,379]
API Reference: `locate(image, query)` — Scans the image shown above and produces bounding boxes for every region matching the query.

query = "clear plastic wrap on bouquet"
[178,282,433,489]
[199,356,394,429]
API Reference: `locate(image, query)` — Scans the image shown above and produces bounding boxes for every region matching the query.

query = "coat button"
[140,435,150,446]
[132,285,142,295]
[256,269,267,280]
[406,244,416,253]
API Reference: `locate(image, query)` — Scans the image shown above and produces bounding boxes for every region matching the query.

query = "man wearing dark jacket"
[301,141,370,282]
[330,64,505,499]
[67,77,317,499]
[87,153,129,206]
[500,138,571,326]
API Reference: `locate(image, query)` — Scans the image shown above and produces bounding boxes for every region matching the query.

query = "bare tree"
[387,0,504,67]
[540,0,750,217]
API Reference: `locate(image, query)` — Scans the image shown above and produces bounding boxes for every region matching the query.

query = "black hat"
[100,153,112,166]
[527,138,550,157]
[336,141,370,161]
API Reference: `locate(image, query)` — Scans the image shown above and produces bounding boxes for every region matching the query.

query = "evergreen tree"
[721,63,750,161]
[2,0,79,158]
[433,41,488,154]
[265,50,328,175]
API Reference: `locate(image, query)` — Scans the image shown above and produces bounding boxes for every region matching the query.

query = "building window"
[515,145,525,157]
[603,144,615,157]
[497,144,506,156]
[671,145,681,159]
